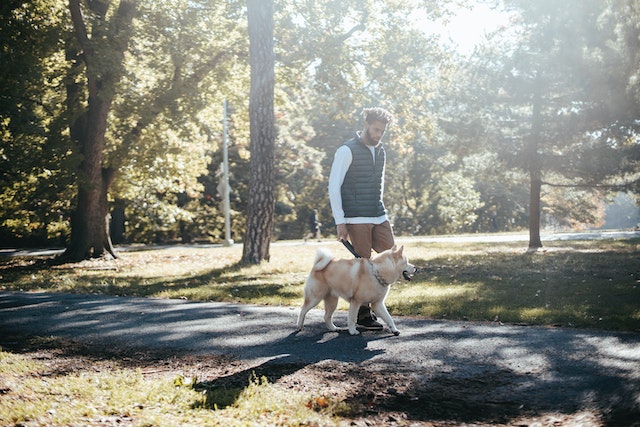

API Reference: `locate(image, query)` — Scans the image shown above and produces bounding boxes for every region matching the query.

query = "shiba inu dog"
[296,245,415,335]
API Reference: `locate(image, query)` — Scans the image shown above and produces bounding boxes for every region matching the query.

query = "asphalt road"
[1,291,639,422]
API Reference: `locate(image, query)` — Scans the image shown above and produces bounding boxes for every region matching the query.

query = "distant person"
[489,205,498,232]
[328,107,395,331]
[304,209,322,242]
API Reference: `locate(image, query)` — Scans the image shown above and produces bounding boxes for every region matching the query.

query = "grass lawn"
[2,236,639,332]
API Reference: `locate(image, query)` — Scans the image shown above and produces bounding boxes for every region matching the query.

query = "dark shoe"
[357,307,383,330]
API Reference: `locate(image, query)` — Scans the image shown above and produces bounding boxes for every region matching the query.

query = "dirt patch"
[2,334,629,426]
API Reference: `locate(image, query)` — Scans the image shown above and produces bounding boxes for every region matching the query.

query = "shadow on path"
[1,291,639,425]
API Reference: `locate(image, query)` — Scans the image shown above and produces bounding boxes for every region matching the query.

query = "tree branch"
[541,180,638,191]
[68,0,91,59]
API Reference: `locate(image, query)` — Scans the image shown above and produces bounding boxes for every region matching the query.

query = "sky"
[422,2,511,55]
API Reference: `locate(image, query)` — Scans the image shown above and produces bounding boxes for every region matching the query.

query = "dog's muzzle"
[403,267,420,281]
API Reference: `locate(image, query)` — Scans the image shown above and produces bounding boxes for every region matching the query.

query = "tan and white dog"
[296,245,415,336]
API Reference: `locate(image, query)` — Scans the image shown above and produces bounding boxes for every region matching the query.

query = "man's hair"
[362,107,394,126]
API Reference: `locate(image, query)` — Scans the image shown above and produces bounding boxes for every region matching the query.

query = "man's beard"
[365,128,380,146]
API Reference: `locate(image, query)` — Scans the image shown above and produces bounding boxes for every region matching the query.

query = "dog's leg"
[347,302,361,335]
[323,294,339,332]
[371,301,399,336]
[297,293,322,331]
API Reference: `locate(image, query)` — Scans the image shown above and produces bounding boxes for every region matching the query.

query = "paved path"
[1,291,639,422]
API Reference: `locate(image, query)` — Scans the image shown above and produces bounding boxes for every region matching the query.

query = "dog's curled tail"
[312,248,333,271]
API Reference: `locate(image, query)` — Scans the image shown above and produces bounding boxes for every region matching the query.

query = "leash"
[340,239,412,281]
[340,239,362,258]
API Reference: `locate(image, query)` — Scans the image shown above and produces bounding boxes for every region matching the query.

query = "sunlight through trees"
[1,0,638,258]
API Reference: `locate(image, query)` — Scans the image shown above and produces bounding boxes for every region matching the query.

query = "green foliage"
[0,1,75,246]
[436,170,482,233]
[445,0,640,232]
[104,0,250,244]
[1,0,639,248]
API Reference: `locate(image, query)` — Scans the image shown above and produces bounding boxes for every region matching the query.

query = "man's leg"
[345,223,373,259]
[346,221,395,257]
[364,221,397,327]
[345,223,382,330]
[372,221,395,253]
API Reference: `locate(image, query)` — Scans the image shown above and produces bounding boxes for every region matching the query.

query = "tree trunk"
[528,72,543,249]
[529,174,543,248]
[62,0,135,261]
[110,199,126,245]
[242,0,276,264]
[64,86,114,259]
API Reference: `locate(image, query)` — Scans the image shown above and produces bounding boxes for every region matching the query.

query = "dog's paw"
[348,329,361,336]
[392,330,400,336]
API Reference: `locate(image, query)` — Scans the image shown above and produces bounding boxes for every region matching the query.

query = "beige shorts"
[346,221,395,259]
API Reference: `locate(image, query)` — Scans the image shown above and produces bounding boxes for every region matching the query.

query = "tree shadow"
[1,257,639,425]
[0,254,303,303]
[401,248,640,330]
[352,321,640,426]
[188,330,389,410]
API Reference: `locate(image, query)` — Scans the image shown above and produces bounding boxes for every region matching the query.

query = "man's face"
[364,120,388,146]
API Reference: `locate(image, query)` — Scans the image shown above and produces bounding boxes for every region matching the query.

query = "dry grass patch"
[0,337,352,427]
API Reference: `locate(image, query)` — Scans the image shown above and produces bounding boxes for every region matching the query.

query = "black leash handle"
[340,239,362,258]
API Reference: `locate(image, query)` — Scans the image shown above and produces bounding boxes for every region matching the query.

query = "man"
[304,209,322,242]
[328,107,395,330]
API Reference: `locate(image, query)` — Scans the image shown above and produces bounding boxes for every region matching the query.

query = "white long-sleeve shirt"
[328,143,388,225]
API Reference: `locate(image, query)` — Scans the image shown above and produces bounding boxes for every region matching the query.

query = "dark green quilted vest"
[341,137,386,218]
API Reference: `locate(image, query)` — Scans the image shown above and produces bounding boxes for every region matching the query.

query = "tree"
[242,0,275,264]
[443,0,634,247]
[7,0,637,250]
[578,0,640,195]
[0,1,73,247]
[500,0,640,246]
[106,0,247,245]
[62,0,248,258]
[64,0,136,260]
[276,0,458,235]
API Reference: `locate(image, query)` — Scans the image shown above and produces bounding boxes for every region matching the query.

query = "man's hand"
[336,223,349,242]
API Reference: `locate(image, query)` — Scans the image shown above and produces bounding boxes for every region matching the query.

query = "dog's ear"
[392,245,404,258]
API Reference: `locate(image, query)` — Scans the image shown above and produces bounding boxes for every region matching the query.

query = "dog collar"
[368,260,390,287]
